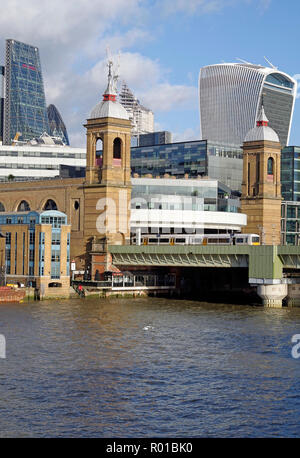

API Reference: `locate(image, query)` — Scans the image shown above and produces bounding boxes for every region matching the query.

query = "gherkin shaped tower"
[47,104,70,146]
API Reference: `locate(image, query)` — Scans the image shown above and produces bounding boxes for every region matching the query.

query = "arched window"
[267,157,274,175]
[113,138,121,159]
[17,200,30,211]
[43,199,58,211]
[96,138,103,167]
[0,202,5,212]
[247,162,250,196]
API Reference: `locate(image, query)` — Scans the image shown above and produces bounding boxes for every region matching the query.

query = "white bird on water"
[143,325,154,331]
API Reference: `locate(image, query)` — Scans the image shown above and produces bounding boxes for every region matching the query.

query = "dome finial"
[257,105,269,127]
[89,50,129,120]
[103,51,119,102]
[244,103,279,143]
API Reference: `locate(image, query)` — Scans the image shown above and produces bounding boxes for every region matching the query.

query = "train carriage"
[132,233,260,246]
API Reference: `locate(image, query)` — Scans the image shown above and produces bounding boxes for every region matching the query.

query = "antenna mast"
[264,56,277,69]
[236,58,253,65]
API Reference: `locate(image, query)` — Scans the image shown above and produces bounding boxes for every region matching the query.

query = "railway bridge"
[109,244,300,307]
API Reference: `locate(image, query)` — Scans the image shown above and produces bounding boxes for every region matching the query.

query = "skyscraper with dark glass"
[3,39,50,144]
[47,104,70,145]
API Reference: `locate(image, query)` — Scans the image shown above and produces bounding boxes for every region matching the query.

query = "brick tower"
[240,106,282,245]
[83,58,132,276]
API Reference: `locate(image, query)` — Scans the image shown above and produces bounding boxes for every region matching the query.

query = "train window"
[160,238,170,243]
[252,237,260,243]
[148,238,157,243]
[175,238,186,243]
[235,238,244,244]
[194,238,203,244]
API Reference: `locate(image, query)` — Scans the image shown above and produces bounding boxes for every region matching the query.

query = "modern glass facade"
[281,201,300,245]
[131,177,240,213]
[281,146,300,202]
[138,131,172,147]
[279,145,300,245]
[47,104,70,146]
[3,39,50,144]
[130,177,245,237]
[199,63,297,147]
[130,140,243,191]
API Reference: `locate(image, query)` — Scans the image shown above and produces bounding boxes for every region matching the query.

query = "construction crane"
[11,132,21,145]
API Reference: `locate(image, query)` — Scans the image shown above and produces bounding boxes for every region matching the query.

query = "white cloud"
[245,0,272,13]
[96,29,153,57]
[43,49,198,145]
[0,0,215,146]
[0,0,144,74]
[160,0,272,15]
[140,83,198,112]
[159,0,225,15]
[172,127,200,142]
[87,52,163,91]
[258,0,271,13]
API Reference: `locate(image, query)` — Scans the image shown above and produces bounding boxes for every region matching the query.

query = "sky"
[0,0,299,147]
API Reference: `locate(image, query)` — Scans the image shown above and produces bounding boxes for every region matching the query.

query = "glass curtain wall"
[3,39,50,144]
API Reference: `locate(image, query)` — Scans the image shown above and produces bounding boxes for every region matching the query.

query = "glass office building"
[131,177,240,213]
[199,63,297,147]
[281,146,300,202]
[3,39,50,145]
[281,201,300,245]
[138,131,172,147]
[130,177,244,237]
[131,140,243,191]
[47,104,70,146]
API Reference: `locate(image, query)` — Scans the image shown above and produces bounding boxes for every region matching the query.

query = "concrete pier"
[256,283,288,308]
[287,282,300,307]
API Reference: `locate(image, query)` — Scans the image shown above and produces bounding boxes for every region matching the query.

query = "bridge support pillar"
[287,283,300,307]
[256,283,288,308]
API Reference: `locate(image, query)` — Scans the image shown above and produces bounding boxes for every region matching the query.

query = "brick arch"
[15,199,31,211]
[0,202,5,212]
[43,199,58,211]
[38,196,60,211]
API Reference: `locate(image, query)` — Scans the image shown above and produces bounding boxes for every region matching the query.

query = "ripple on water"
[1,297,300,437]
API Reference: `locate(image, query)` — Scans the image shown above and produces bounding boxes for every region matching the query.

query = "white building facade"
[130,177,246,235]
[0,143,86,180]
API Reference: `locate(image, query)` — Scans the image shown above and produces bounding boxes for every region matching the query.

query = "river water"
[0,296,300,437]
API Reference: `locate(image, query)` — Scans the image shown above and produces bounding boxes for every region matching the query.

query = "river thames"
[0,296,300,437]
